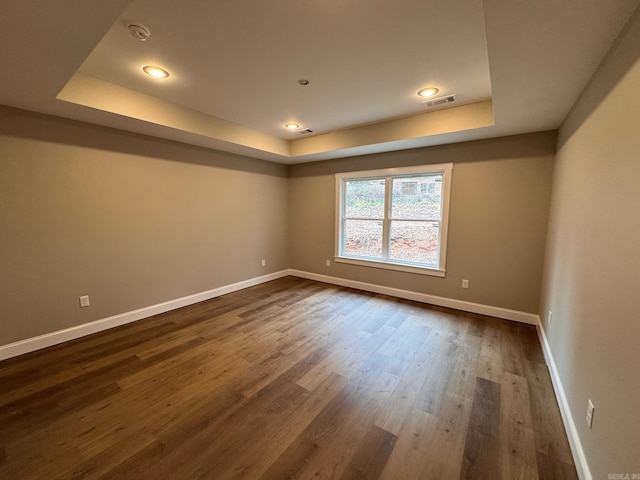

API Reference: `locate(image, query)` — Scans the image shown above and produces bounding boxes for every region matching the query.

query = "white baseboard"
[288,269,538,325]
[0,270,289,362]
[536,318,592,480]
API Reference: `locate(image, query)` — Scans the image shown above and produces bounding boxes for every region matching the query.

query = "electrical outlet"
[325,260,331,267]
[261,259,266,267]
[548,311,553,325]
[586,399,595,428]
[79,295,90,308]
[461,279,469,289]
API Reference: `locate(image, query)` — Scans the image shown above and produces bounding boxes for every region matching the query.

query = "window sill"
[334,256,446,277]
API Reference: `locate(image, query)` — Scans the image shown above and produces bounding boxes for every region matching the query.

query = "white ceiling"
[0,0,638,164]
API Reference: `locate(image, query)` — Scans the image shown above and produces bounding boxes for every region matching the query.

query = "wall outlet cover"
[79,295,90,308]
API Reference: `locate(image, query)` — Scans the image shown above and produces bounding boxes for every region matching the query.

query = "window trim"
[335,163,453,277]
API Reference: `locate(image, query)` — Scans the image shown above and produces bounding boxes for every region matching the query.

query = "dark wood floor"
[0,277,577,479]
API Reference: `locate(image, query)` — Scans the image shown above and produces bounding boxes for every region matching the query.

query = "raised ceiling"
[1,0,638,164]
[77,0,492,139]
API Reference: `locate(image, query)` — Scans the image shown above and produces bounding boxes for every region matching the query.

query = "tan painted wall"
[0,106,289,345]
[540,8,640,478]
[289,132,556,314]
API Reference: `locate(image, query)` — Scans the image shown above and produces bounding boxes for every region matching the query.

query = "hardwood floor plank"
[133,329,207,360]
[0,278,577,480]
[0,315,175,378]
[499,372,539,480]
[113,346,332,478]
[377,315,431,377]
[198,373,347,480]
[257,435,321,479]
[359,296,399,334]
[535,451,579,480]
[373,327,440,435]
[294,359,399,478]
[373,377,417,437]
[416,336,461,415]
[0,353,142,408]
[447,327,483,399]
[459,377,501,479]
[296,329,371,392]
[524,360,575,465]
[303,356,399,450]
[464,312,487,338]
[0,381,122,449]
[2,428,86,480]
[332,325,397,380]
[383,298,412,329]
[147,365,344,479]
[115,337,247,391]
[339,424,398,479]
[477,320,504,383]
[94,389,248,479]
[0,360,136,444]
[69,427,156,480]
[129,383,307,479]
[239,347,314,398]
[501,323,528,376]
[379,409,439,480]
[515,323,546,364]
[59,351,252,470]
[420,392,473,480]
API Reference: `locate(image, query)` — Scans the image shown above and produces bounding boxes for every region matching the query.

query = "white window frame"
[335,163,453,277]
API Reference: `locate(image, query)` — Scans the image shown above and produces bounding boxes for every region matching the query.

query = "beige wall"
[289,131,555,314]
[0,106,289,345]
[540,8,640,478]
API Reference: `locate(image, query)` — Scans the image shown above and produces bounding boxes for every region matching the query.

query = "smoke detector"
[128,24,151,41]
[422,94,457,108]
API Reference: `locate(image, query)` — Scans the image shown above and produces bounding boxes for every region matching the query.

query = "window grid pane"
[391,175,443,220]
[344,179,385,219]
[344,219,383,258]
[389,220,439,266]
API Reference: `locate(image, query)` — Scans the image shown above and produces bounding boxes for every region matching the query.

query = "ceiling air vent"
[297,128,314,134]
[422,94,457,108]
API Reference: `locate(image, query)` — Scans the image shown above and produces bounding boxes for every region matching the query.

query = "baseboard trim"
[536,318,592,480]
[0,270,289,362]
[288,269,538,325]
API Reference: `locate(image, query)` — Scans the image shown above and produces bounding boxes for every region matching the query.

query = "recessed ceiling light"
[143,66,170,78]
[417,87,439,98]
[285,123,300,130]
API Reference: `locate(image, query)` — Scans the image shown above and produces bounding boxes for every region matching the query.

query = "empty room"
[1,1,639,479]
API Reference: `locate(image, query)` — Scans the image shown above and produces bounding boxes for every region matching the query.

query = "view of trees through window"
[343,174,443,266]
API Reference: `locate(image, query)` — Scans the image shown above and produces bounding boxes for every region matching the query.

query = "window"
[335,163,453,277]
